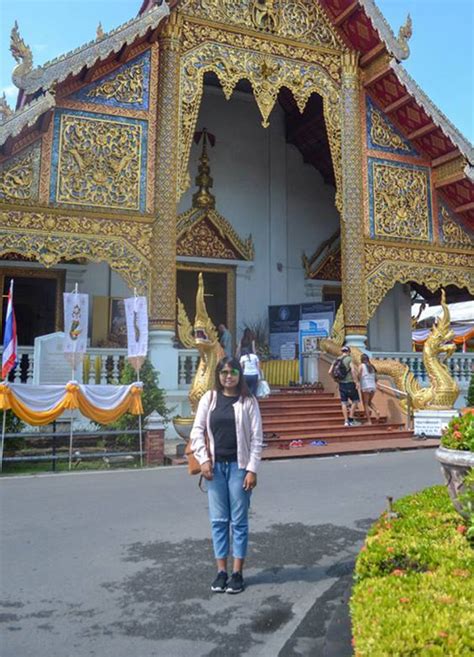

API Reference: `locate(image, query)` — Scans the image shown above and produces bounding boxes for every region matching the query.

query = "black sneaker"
[211,571,228,592]
[226,571,244,594]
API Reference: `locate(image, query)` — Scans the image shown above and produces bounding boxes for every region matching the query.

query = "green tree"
[2,411,25,452]
[112,359,170,446]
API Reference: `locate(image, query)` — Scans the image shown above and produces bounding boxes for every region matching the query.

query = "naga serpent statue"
[320,289,459,411]
[177,272,224,413]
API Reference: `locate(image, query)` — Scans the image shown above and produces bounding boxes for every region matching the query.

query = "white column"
[149,329,178,391]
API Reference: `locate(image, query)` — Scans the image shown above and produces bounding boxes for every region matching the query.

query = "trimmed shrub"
[351,486,474,656]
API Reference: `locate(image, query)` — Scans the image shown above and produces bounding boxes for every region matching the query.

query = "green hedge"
[350,486,474,656]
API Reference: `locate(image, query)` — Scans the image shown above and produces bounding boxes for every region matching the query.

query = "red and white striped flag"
[2,279,17,380]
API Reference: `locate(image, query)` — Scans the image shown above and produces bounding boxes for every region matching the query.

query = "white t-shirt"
[240,353,260,376]
[360,363,376,391]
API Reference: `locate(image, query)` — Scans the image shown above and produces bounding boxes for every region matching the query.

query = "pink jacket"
[190,391,263,473]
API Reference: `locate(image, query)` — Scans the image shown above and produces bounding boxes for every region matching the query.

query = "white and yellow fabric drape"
[0,382,143,425]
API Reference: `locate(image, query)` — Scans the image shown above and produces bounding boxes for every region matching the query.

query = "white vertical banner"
[63,292,89,357]
[124,296,148,370]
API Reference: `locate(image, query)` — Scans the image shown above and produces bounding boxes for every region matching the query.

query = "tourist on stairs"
[329,345,361,427]
[358,353,380,425]
[239,347,262,396]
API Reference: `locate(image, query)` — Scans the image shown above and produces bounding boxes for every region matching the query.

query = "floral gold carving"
[365,241,474,319]
[340,52,367,334]
[55,113,143,210]
[370,107,410,152]
[372,162,430,241]
[149,14,182,330]
[177,219,236,258]
[0,143,40,202]
[177,208,254,260]
[0,208,152,293]
[440,206,473,248]
[86,61,145,104]
[179,30,342,207]
[180,0,343,50]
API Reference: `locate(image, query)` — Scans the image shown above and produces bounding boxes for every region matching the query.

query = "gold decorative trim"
[432,156,468,185]
[180,0,344,51]
[370,106,410,152]
[365,241,474,319]
[0,141,41,202]
[177,207,254,260]
[440,205,474,248]
[179,21,342,209]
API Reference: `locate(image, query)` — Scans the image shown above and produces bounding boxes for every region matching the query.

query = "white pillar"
[148,329,178,391]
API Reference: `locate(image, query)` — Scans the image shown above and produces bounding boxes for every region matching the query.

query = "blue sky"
[0,0,472,143]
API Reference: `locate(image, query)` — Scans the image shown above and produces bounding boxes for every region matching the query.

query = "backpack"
[332,357,348,382]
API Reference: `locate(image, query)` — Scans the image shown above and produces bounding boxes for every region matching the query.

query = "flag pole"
[0,409,6,474]
[68,283,78,471]
[134,288,144,468]
[1,279,17,473]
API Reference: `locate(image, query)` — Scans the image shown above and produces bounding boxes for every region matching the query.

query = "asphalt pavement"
[0,449,443,657]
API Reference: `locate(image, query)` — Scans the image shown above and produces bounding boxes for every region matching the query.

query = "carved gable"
[179,0,344,50]
[177,208,254,260]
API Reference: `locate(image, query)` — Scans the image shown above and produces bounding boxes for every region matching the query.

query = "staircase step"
[262,393,335,402]
[263,425,406,441]
[259,397,341,411]
[261,436,438,460]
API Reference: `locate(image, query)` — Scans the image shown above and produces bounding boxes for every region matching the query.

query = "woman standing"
[358,353,380,424]
[236,327,256,358]
[190,357,263,594]
[239,347,262,396]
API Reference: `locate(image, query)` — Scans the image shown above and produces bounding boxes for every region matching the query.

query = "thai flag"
[2,279,17,380]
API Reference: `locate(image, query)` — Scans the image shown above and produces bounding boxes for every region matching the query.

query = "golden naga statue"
[319,290,459,412]
[177,272,224,413]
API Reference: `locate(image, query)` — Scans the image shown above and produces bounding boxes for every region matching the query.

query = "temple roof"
[0,91,55,144]
[10,2,168,97]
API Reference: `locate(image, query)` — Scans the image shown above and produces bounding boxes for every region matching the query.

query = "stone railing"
[178,349,199,389]
[0,346,128,385]
[0,346,35,383]
[373,352,473,388]
[83,348,128,384]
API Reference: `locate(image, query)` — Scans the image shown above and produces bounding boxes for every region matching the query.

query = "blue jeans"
[244,374,259,395]
[207,461,251,559]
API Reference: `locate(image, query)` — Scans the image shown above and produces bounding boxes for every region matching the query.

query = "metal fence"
[1,427,143,473]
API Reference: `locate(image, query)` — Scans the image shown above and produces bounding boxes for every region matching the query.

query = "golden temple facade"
[0,0,473,377]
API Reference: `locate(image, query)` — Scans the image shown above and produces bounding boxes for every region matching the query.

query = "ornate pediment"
[438,203,474,249]
[179,0,344,51]
[177,207,254,260]
[302,229,340,280]
[177,128,254,261]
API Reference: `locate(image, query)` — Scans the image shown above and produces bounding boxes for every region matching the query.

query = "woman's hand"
[201,461,213,480]
[243,471,257,491]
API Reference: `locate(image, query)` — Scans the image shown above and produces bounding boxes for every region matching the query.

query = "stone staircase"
[260,388,438,459]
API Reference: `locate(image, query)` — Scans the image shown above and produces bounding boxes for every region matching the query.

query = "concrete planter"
[435,446,474,518]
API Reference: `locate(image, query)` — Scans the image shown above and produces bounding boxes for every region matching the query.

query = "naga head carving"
[426,289,455,355]
[194,272,219,349]
[10,21,33,87]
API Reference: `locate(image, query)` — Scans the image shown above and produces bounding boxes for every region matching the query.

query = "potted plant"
[435,412,474,517]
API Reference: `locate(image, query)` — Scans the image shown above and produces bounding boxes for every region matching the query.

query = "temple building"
[0,0,473,399]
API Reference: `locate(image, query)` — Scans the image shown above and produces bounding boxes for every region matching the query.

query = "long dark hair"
[214,357,251,398]
[240,327,254,348]
[361,353,376,374]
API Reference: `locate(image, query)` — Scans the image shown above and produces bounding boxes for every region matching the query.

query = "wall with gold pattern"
[0,141,41,203]
[49,109,148,212]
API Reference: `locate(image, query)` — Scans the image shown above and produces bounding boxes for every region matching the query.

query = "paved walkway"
[0,450,442,657]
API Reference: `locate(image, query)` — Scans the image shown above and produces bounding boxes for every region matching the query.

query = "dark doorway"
[177,269,228,334]
[1,276,58,345]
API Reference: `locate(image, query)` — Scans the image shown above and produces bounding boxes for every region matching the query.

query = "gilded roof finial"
[0,93,13,122]
[192,128,216,210]
[96,22,105,40]
[397,13,412,59]
[10,21,33,89]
